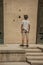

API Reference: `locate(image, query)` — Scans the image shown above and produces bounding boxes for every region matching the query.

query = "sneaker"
[20,44,24,47]
[26,45,28,47]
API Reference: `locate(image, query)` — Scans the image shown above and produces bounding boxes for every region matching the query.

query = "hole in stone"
[13,19,15,22]
[19,9,21,12]
[19,16,21,18]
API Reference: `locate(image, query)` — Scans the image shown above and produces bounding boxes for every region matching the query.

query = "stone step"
[23,47,38,49]
[0,62,30,65]
[25,49,41,52]
[27,60,43,65]
[26,53,43,56]
[26,56,43,60]
[0,50,26,62]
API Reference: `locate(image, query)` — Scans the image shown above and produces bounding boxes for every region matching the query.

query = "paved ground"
[0,44,43,50]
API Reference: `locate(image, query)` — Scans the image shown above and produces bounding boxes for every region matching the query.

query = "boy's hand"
[28,31,29,33]
[28,29,30,33]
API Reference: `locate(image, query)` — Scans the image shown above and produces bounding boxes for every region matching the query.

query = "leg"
[22,32,25,45]
[26,33,29,47]
[20,32,25,46]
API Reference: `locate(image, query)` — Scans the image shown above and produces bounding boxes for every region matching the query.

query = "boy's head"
[24,15,28,20]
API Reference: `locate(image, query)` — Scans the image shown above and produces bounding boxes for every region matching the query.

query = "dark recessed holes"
[19,9,21,12]
[19,16,21,18]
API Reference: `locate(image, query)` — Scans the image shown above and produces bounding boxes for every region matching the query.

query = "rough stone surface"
[0,62,30,65]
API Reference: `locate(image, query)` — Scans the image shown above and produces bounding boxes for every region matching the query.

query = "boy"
[20,15,30,47]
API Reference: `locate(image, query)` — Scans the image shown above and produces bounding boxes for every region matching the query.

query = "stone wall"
[4,0,38,44]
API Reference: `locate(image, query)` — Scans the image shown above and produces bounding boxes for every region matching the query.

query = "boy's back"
[22,20,30,32]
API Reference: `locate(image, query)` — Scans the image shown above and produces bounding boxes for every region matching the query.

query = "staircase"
[0,44,30,65]
[25,47,43,65]
[0,44,43,65]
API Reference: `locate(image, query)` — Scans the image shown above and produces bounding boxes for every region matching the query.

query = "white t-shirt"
[21,20,30,31]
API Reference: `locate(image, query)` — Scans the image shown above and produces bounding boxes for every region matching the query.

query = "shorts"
[22,29,28,33]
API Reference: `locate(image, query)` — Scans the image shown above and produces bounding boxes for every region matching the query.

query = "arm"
[21,24,23,33]
[29,24,30,31]
[28,24,30,33]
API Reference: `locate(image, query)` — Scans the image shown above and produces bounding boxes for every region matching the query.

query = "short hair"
[24,15,28,20]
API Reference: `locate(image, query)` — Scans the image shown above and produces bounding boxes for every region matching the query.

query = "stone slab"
[25,49,41,52]
[0,62,30,65]
[26,53,43,56]
[26,56,43,60]
[27,60,43,65]
[0,44,26,62]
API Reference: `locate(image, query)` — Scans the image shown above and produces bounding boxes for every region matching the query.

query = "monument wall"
[4,0,38,44]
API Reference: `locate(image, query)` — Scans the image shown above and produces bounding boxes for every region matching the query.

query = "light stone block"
[0,50,26,62]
